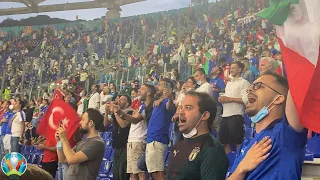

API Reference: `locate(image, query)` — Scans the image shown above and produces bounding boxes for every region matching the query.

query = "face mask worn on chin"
[197,80,202,86]
[250,96,280,123]
[182,113,205,139]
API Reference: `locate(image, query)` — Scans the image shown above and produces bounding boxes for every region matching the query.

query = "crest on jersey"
[188,147,200,161]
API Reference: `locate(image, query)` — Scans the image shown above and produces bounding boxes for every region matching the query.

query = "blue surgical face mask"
[251,96,280,123]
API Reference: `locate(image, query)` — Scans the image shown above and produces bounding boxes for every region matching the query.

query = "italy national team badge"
[188,147,200,161]
[1,152,27,179]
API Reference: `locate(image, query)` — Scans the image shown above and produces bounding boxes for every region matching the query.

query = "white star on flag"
[61,117,70,128]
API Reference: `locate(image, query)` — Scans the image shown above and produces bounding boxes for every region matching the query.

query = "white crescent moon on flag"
[49,107,64,130]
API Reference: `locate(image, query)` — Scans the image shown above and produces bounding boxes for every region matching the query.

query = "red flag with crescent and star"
[53,89,64,100]
[37,99,80,141]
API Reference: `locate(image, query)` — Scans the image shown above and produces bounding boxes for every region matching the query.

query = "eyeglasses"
[247,82,282,95]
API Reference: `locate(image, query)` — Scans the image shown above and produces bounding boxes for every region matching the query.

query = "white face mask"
[9,105,13,110]
[182,113,205,139]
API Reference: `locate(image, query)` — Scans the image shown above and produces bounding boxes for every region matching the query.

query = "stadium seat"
[169,123,174,140]
[306,136,320,158]
[304,153,314,161]
[244,127,254,140]
[103,148,113,160]
[105,139,112,148]
[103,132,112,140]
[164,151,171,168]
[99,132,104,137]
[98,160,112,178]
[227,151,237,170]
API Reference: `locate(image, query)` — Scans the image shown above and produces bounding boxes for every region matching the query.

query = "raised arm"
[285,90,304,132]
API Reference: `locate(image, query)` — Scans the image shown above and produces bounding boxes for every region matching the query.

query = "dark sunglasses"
[247,82,282,95]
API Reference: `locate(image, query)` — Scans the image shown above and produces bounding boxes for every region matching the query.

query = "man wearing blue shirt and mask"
[228,71,307,180]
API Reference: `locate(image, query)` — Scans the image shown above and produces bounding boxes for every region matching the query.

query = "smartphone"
[59,120,63,127]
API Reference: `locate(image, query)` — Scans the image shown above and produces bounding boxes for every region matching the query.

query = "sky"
[0,0,197,22]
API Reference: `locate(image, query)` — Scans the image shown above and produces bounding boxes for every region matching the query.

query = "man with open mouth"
[227,71,307,180]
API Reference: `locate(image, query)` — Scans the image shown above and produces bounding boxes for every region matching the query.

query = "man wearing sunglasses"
[228,71,307,180]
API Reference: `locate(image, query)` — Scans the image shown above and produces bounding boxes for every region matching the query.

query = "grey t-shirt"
[65,136,105,180]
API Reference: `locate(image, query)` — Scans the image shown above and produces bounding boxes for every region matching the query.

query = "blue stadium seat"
[99,132,104,137]
[244,127,254,140]
[98,160,112,178]
[103,132,112,140]
[304,153,314,161]
[108,150,114,161]
[227,151,237,170]
[24,146,32,154]
[243,114,252,127]
[307,136,320,158]
[164,151,171,168]
[105,139,112,148]
[103,148,113,160]
[169,123,174,140]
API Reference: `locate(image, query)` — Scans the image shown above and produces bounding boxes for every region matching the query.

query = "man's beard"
[80,127,89,135]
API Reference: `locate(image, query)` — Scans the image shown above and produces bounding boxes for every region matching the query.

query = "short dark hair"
[161,78,174,89]
[132,88,139,93]
[86,108,104,131]
[231,61,245,73]
[43,99,49,104]
[188,76,196,85]
[195,68,206,76]
[217,66,223,77]
[121,94,132,106]
[184,91,217,132]
[144,84,157,97]
[260,70,289,89]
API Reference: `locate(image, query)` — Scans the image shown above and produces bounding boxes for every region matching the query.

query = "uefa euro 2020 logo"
[1,152,27,178]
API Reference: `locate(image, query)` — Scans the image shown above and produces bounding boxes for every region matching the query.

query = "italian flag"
[53,30,59,37]
[141,19,146,26]
[203,14,211,22]
[117,23,121,32]
[233,8,241,19]
[33,32,38,40]
[258,0,320,132]
[84,35,90,43]
[152,44,161,55]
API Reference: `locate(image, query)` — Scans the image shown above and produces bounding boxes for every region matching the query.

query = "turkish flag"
[37,99,80,141]
[53,89,64,100]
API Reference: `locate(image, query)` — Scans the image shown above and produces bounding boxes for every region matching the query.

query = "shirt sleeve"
[281,116,308,149]
[201,146,229,180]
[80,139,105,161]
[240,79,250,105]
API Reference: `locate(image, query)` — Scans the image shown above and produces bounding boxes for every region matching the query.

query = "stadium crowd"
[0,0,310,180]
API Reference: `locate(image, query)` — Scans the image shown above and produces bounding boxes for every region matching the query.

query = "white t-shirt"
[195,82,213,96]
[88,92,100,110]
[11,111,26,137]
[222,77,250,117]
[77,98,85,115]
[128,104,148,143]
[100,93,112,114]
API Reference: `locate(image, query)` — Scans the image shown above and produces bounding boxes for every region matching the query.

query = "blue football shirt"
[229,116,307,180]
[146,98,175,144]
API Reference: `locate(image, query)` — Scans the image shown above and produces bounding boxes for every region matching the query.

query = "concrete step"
[302,158,320,179]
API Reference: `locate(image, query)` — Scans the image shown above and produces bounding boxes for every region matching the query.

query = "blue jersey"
[229,116,307,180]
[1,111,14,136]
[209,77,225,107]
[146,98,175,144]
